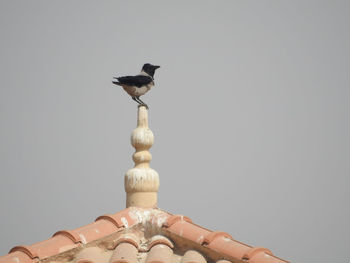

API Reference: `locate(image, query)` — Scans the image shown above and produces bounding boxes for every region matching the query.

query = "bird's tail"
[112,77,122,86]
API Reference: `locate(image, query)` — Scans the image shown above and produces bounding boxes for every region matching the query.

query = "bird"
[112,63,160,109]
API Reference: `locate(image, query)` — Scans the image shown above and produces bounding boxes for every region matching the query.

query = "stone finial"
[124,106,159,208]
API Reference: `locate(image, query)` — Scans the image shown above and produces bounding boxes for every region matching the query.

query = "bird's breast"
[123,84,153,96]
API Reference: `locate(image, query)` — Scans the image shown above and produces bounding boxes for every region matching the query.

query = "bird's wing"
[115,75,153,87]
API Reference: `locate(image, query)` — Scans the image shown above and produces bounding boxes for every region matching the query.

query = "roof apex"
[0,207,289,263]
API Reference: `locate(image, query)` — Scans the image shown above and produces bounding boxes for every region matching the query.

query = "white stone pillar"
[124,106,159,208]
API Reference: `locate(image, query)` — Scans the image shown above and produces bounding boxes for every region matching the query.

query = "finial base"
[126,192,158,208]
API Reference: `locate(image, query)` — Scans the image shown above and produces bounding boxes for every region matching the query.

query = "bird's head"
[141,63,160,78]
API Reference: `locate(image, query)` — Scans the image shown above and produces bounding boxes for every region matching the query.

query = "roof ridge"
[0,208,135,263]
[0,208,289,263]
[160,212,290,263]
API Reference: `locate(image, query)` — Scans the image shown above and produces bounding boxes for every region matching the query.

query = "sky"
[0,1,349,262]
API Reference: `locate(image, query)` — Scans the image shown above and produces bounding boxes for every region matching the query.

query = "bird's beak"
[154,65,160,69]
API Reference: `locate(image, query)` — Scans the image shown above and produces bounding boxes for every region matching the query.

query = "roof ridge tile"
[52,230,82,244]
[8,245,38,259]
[148,235,174,251]
[163,215,192,228]
[181,250,207,263]
[95,208,136,229]
[242,247,273,260]
[161,213,289,263]
[95,214,124,228]
[109,234,140,250]
[202,231,233,245]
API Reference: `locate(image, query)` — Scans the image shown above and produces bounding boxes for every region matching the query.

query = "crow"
[112,63,160,109]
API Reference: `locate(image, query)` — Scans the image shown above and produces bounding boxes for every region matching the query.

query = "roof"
[0,207,289,263]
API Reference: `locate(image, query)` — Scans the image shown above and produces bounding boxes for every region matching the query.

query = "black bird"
[112,63,160,108]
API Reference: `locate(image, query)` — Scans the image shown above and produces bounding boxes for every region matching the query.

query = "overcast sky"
[0,1,349,263]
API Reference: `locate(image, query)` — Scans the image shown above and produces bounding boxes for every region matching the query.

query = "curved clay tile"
[163,215,192,228]
[74,247,105,263]
[148,235,174,250]
[0,251,32,263]
[164,220,211,244]
[96,215,124,228]
[30,234,79,259]
[53,230,82,244]
[203,231,233,245]
[215,260,231,263]
[74,220,119,244]
[204,235,250,259]
[163,217,289,263]
[110,243,138,263]
[7,234,79,262]
[181,250,207,263]
[248,252,284,263]
[111,233,140,250]
[95,208,137,229]
[242,247,273,260]
[8,246,38,259]
[146,244,173,263]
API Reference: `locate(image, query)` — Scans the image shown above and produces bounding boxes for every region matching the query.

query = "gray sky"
[0,1,349,262]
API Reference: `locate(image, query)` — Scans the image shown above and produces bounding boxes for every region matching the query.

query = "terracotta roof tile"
[203,231,233,245]
[110,242,138,263]
[242,247,273,260]
[181,250,206,263]
[146,243,173,263]
[95,209,136,229]
[8,246,38,259]
[112,234,140,250]
[9,235,79,260]
[247,252,285,263]
[148,235,174,250]
[163,218,211,245]
[52,230,83,244]
[204,234,251,259]
[0,208,289,263]
[216,260,231,263]
[0,252,32,263]
[75,247,106,263]
[73,219,119,244]
[163,215,192,228]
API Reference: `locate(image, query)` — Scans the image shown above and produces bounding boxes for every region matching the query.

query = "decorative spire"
[124,106,159,208]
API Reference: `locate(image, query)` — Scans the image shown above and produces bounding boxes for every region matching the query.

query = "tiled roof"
[0,207,289,263]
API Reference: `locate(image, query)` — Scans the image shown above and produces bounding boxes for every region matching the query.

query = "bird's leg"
[133,97,144,106]
[136,97,149,109]
[132,96,149,109]
[132,96,142,105]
